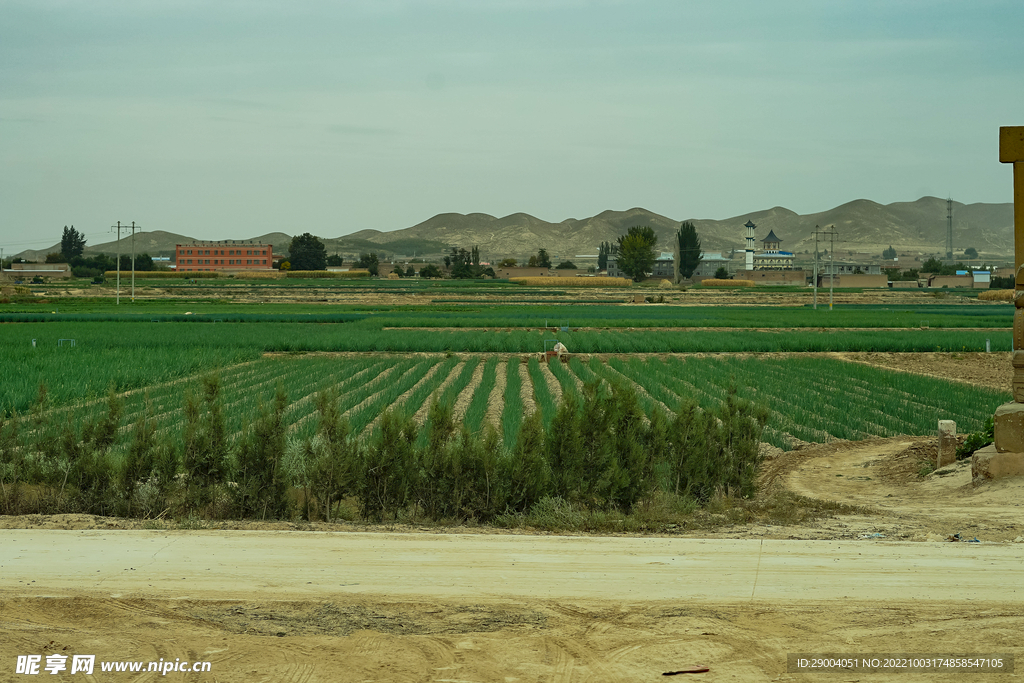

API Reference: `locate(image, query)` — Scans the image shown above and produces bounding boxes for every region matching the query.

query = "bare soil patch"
[2,595,1020,682]
[834,351,1011,393]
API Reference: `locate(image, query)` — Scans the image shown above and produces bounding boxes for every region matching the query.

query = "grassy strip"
[500,358,523,451]
[526,357,559,431]
[462,357,499,434]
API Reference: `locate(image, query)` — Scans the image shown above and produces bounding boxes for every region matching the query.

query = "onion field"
[34,353,1008,459]
[0,320,1011,413]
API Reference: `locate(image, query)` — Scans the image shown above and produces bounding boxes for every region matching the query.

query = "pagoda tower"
[744,220,756,270]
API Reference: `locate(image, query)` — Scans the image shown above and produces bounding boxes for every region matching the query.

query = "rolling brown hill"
[16,197,1013,263]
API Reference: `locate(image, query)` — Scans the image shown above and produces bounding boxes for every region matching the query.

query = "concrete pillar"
[1000,128,1024,400]
[937,420,957,468]
[978,129,1024,481]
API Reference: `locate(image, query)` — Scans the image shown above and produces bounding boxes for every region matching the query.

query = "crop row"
[0,303,1011,328]
[14,355,1008,460]
[1,319,1011,413]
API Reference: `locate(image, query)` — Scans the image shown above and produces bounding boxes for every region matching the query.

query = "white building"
[752,230,795,270]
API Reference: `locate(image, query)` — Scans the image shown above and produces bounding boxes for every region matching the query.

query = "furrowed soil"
[2,350,1022,682]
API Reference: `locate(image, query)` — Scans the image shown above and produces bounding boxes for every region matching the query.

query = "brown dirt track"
[2,352,1023,682]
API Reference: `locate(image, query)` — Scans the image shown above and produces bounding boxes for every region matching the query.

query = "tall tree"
[536,249,552,269]
[355,253,380,276]
[674,221,703,282]
[288,233,328,270]
[447,247,472,278]
[61,225,86,260]
[598,241,615,271]
[615,226,657,282]
[882,245,897,259]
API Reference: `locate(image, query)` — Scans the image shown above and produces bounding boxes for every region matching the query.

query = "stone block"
[994,402,1024,452]
[937,420,957,467]
[972,444,1024,481]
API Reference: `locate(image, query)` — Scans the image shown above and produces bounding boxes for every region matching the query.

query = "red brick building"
[175,241,273,272]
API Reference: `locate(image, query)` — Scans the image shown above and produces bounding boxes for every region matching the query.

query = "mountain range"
[17,196,1014,263]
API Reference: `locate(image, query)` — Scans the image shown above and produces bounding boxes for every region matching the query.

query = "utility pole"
[131,221,137,302]
[812,225,838,310]
[829,226,836,310]
[813,226,818,310]
[946,197,954,261]
[111,221,141,304]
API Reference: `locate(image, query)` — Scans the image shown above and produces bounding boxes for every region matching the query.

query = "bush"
[72,266,102,279]
[231,385,290,519]
[3,365,770,525]
[104,270,220,279]
[287,270,370,279]
[956,417,994,460]
[701,279,754,287]
[510,277,630,287]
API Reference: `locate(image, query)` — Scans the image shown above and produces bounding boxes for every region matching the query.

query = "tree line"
[0,377,767,524]
[599,222,703,283]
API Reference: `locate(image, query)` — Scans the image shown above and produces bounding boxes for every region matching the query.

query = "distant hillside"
[690,198,1013,259]
[343,198,1012,261]
[15,197,1013,262]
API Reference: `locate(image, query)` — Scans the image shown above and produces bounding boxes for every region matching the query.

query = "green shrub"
[300,388,361,522]
[957,416,994,460]
[231,384,290,519]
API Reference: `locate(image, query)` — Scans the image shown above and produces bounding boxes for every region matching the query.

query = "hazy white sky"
[2,0,1021,252]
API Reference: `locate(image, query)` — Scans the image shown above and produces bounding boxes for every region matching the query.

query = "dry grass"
[510,276,631,287]
[232,270,285,280]
[286,270,371,279]
[701,279,754,287]
[978,289,1013,301]
[103,271,219,279]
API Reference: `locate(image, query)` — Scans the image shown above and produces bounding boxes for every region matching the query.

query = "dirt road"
[5,530,1021,603]
[2,524,1023,681]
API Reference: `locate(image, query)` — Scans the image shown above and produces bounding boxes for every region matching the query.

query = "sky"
[2,0,1022,252]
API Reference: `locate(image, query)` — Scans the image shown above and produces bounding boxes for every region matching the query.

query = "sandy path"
[482,361,507,431]
[4,530,1022,603]
[539,360,563,407]
[768,436,1024,542]
[451,359,485,423]
[518,362,538,417]
[410,361,462,425]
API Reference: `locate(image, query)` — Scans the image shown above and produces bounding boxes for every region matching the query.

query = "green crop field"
[12,354,1007,461]
[2,282,1011,523]
[0,314,1011,413]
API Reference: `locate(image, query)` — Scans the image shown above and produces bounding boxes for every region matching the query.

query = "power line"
[111,221,141,305]
[812,224,840,311]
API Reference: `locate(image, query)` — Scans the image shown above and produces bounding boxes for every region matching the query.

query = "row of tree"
[884,245,980,261]
[39,226,713,283]
[606,222,703,283]
[0,377,767,522]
